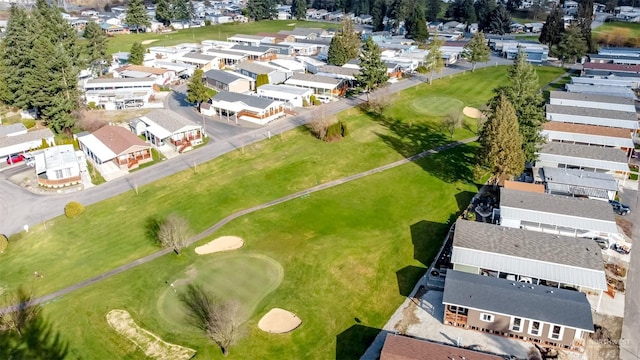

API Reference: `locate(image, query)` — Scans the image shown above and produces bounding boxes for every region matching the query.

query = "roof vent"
[530,286,535,289]
[547,290,554,294]
[512,283,517,286]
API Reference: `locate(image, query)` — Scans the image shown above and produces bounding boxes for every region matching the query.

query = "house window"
[448,306,468,315]
[549,325,564,340]
[529,321,542,336]
[480,313,494,323]
[510,317,523,332]
[55,169,64,179]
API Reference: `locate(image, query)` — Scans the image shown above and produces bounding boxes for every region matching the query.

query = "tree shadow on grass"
[396,265,427,297]
[371,113,449,159]
[409,220,450,266]
[412,144,478,184]
[455,191,476,212]
[336,324,382,360]
[144,215,164,246]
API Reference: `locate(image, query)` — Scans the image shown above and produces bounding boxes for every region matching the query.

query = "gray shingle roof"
[204,69,249,84]
[500,187,616,221]
[142,110,198,132]
[539,142,628,163]
[229,44,275,54]
[317,65,359,76]
[549,90,636,106]
[213,91,277,109]
[542,167,618,191]
[182,52,217,61]
[546,104,638,121]
[443,270,594,331]
[0,123,27,137]
[453,220,604,270]
[288,73,341,85]
[236,61,277,75]
[258,84,312,96]
[0,128,54,148]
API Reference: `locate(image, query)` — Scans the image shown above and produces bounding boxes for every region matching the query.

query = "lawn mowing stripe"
[0,137,477,315]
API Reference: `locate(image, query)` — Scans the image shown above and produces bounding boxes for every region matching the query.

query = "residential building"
[443,270,594,351]
[548,91,637,112]
[380,334,504,360]
[583,62,640,74]
[178,52,220,71]
[564,83,637,98]
[203,91,285,125]
[114,64,175,86]
[131,110,204,153]
[269,59,306,73]
[33,145,81,188]
[499,187,620,241]
[256,84,313,108]
[227,45,278,62]
[541,122,634,153]
[148,46,193,61]
[204,69,254,93]
[0,128,55,160]
[82,78,156,110]
[571,76,639,89]
[539,167,618,201]
[451,220,607,310]
[545,104,639,133]
[255,32,296,43]
[284,73,347,97]
[536,142,630,180]
[236,61,290,84]
[227,34,266,46]
[78,125,153,175]
[203,48,247,68]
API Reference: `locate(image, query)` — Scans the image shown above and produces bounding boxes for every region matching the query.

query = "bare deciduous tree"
[0,288,39,337]
[443,111,463,139]
[305,115,333,140]
[179,284,244,357]
[157,214,191,254]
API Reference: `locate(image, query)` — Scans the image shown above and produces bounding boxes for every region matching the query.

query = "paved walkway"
[0,137,477,315]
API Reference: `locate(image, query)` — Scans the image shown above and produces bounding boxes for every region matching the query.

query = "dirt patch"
[257,308,302,333]
[106,309,196,360]
[195,236,244,255]
[616,217,633,239]
[462,106,485,119]
[141,39,159,45]
[393,286,426,334]
[585,313,623,360]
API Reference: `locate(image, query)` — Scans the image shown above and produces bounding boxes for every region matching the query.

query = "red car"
[6,154,25,164]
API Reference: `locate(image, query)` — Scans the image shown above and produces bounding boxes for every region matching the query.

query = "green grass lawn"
[593,21,640,39]
[107,20,335,54]
[0,65,566,359]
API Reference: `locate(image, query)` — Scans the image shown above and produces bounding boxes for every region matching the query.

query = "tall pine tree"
[125,0,150,32]
[426,0,441,21]
[186,69,210,110]
[155,0,172,26]
[355,37,388,101]
[539,4,564,48]
[492,51,545,163]
[84,22,108,76]
[405,6,429,43]
[476,94,525,184]
[0,5,33,107]
[371,0,387,31]
[292,0,307,20]
[577,0,596,53]
[328,19,361,65]
[463,32,490,71]
[129,42,145,65]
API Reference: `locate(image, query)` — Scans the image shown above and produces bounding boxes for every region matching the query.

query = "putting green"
[410,96,464,116]
[156,253,283,331]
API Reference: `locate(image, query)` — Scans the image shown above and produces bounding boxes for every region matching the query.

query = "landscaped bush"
[325,121,349,142]
[302,98,309,107]
[21,118,36,129]
[65,201,85,219]
[0,234,8,253]
[310,94,321,106]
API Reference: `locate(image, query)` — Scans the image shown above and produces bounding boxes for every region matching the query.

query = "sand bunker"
[258,308,302,334]
[195,236,244,255]
[463,106,485,119]
[106,309,196,360]
[141,39,159,45]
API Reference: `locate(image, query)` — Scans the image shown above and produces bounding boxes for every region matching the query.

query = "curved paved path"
[0,137,477,314]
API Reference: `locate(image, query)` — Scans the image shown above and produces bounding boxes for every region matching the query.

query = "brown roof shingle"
[543,122,632,138]
[380,334,504,360]
[92,125,150,155]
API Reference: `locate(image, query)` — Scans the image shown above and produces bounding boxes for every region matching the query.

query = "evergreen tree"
[492,51,545,163]
[405,6,429,43]
[355,37,388,101]
[475,0,496,31]
[172,0,191,24]
[246,0,277,20]
[155,0,172,25]
[186,69,210,110]
[125,0,150,32]
[389,0,409,30]
[446,0,476,23]
[426,0,440,21]
[371,0,387,31]
[84,22,108,76]
[425,35,444,84]
[0,5,33,107]
[506,0,523,11]
[129,42,145,65]
[539,4,564,47]
[292,0,307,20]
[488,3,511,35]
[577,0,596,53]
[557,26,588,64]
[476,94,525,183]
[328,19,361,65]
[463,32,490,71]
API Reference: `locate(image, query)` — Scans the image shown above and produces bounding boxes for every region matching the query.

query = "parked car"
[6,154,25,164]
[609,200,631,216]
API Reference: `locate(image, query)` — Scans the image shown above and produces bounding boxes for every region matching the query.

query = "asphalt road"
[619,186,640,360]
[0,56,512,237]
